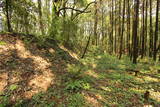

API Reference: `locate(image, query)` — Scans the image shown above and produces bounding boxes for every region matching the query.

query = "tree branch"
[57,1,96,17]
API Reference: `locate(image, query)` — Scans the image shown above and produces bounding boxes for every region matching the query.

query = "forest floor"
[0,34,160,107]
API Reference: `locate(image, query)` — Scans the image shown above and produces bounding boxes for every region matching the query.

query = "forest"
[0,0,160,106]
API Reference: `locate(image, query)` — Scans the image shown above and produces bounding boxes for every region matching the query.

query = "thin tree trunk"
[114,0,117,54]
[153,0,159,61]
[38,0,44,35]
[100,0,104,46]
[149,0,153,57]
[144,0,148,56]
[132,0,140,64]
[111,0,114,53]
[141,0,145,58]
[94,0,98,46]
[5,0,12,32]
[118,0,122,55]
[127,0,131,56]
[119,0,126,59]
[81,33,91,58]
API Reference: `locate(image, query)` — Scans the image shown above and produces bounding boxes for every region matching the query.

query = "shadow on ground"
[0,34,160,107]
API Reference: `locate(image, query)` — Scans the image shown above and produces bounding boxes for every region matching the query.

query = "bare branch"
[57,1,96,17]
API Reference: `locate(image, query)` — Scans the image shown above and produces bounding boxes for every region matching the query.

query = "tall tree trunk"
[111,0,114,53]
[81,34,91,58]
[114,0,117,54]
[38,0,44,35]
[118,0,122,55]
[119,0,126,59]
[127,0,131,56]
[132,0,140,64]
[144,0,148,56]
[153,0,159,61]
[5,0,12,32]
[141,0,145,58]
[149,0,153,57]
[100,0,104,46]
[94,0,98,46]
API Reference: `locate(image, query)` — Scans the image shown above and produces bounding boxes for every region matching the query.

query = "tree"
[5,0,12,32]
[38,0,44,35]
[94,0,98,46]
[132,0,140,64]
[119,0,126,59]
[149,0,153,57]
[141,0,145,58]
[127,0,131,56]
[153,0,159,61]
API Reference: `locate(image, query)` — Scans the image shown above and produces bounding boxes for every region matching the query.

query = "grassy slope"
[0,34,160,107]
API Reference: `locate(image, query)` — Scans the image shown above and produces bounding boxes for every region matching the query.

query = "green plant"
[0,41,6,45]
[0,95,10,107]
[66,64,83,80]
[30,92,56,106]
[65,80,83,92]
[67,93,85,107]
[9,84,18,91]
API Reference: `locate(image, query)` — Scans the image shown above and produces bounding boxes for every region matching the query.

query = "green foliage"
[9,84,18,91]
[30,92,56,107]
[65,64,91,92]
[65,80,83,92]
[0,41,6,45]
[65,80,91,92]
[67,93,85,107]
[11,0,37,33]
[66,64,85,81]
[0,95,10,107]
[48,15,62,40]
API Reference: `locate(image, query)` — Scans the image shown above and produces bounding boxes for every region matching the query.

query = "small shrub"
[65,80,83,92]
[0,95,10,107]
[67,93,85,107]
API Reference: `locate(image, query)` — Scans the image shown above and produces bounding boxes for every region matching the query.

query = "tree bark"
[5,0,12,32]
[153,0,159,61]
[127,0,131,56]
[114,0,117,54]
[94,0,98,46]
[132,0,140,64]
[38,0,44,35]
[119,0,126,59]
[149,0,153,57]
[141,0,145,58]
[81,34,91,58]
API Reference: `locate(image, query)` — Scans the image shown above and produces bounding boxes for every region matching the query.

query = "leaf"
[9,84,18,91]
[0,41,6,45]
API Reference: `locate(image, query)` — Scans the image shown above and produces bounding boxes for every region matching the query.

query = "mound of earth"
[0,34,79,105]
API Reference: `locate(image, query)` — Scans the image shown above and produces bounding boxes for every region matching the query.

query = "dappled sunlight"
[92,64,97,69]
[1,35,160,106]
[100,86,112,92]
[134,76,145,83]
[0,73,8,93]
[143,76,159,82]
[83,92,102,107]
[150,91,160,102]
[49,48,55,54]
[15,40,55,98]
[143,105,153,107]
[129,88,145,93]
[24,74,54,99]
[59,45,79,60]
[85,70,99,78]
[0,36,55,100]
[15,40,31,58]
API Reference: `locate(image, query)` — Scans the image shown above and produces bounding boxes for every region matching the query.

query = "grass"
[0,35,160,107]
